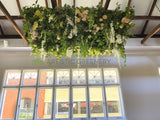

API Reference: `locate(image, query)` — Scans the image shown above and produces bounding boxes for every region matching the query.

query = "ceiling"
[0,0,160,45]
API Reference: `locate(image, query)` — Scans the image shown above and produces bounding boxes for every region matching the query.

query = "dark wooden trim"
[0,35,22,39]
[0,1,29,45]
[73,0,75,7]
[16,0,21,13]
[0,16,25,21]
[58,0,62,7]
[45,0,48,8]
[141,0,157,34]
[141,24,160,44]
[128,0,132,6]
[134,16,160,20]
[132,34,160,38]
[2,34,160,39]
[51,0,57,9]
[104,0,111,10]
[0,25,4,36]
[101,0,103,6]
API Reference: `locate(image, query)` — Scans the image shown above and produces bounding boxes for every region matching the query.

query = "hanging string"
[96,54,99,68]
[77,49,80,69]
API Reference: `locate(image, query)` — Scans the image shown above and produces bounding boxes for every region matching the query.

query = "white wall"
[0,50,160,120]
[1,38,160,120]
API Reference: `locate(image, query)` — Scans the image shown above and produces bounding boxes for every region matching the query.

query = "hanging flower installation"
[21,3,135,66]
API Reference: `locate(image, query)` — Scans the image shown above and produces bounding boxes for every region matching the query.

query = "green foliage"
[21,3,135,66]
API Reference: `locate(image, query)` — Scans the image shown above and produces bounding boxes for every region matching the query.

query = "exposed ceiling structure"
[0,0,160,46]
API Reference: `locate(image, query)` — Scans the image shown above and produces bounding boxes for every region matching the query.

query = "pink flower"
[82,17,86,21]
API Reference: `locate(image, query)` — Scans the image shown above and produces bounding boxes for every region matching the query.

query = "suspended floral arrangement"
[21,2,135,66]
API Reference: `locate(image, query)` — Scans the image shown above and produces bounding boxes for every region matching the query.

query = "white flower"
[49,15,54,23]
[57,36,60,40]
[56,45,59,51]
[122,36,125,39]
[33,45,37,47]
[72,25,78,36]
[68,34,72,39]
[96,27,100,32]
[109,22,115,43]
[116,34,122,44]
[66,15,74,26]
[112,48,121,68]
[40,40,47,61]
[93,24,97,28]
[31,31,38,40]
[66,47,73,58]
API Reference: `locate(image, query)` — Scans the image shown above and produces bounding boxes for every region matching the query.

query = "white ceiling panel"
[62,0,73,7]
[76,0,101,7]
[132,0,153,15]
[152,0,160,16]
[20,0,46,8]
[1,0,20,15]
[0,11,4,16]
[130,20,145,34]
[47,0,53,8]
[107,0,128,10]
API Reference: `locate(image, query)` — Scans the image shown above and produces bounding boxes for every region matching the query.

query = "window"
[1,89,18,119]
[44,102,52,115]
[19,97,34,119]
[73,87,87,118]
[89,87,104,117]
[19,89,35,119]
[37,88,52,119]
[39,70,53,85]
[88,69,102,84]
[55,88,69,118]
[72,69,86,84]
[0,68,124,120]
[56,70,70,85]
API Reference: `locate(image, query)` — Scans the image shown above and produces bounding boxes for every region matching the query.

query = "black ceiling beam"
[132,34,160,38]
[73,0,75,7]
[51,0,57,9]
[141,0,157,34]
[45,0,48,8]
[16,0,22,13]
[104,0,111,10]
[0,35,22,39]
[58,0,62,7]
[1,34,160,39]
[101,0,103,6]
[0,16,25,21]
[128,0,132,6]
[0,25,4,36]
[134,16,160,20]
